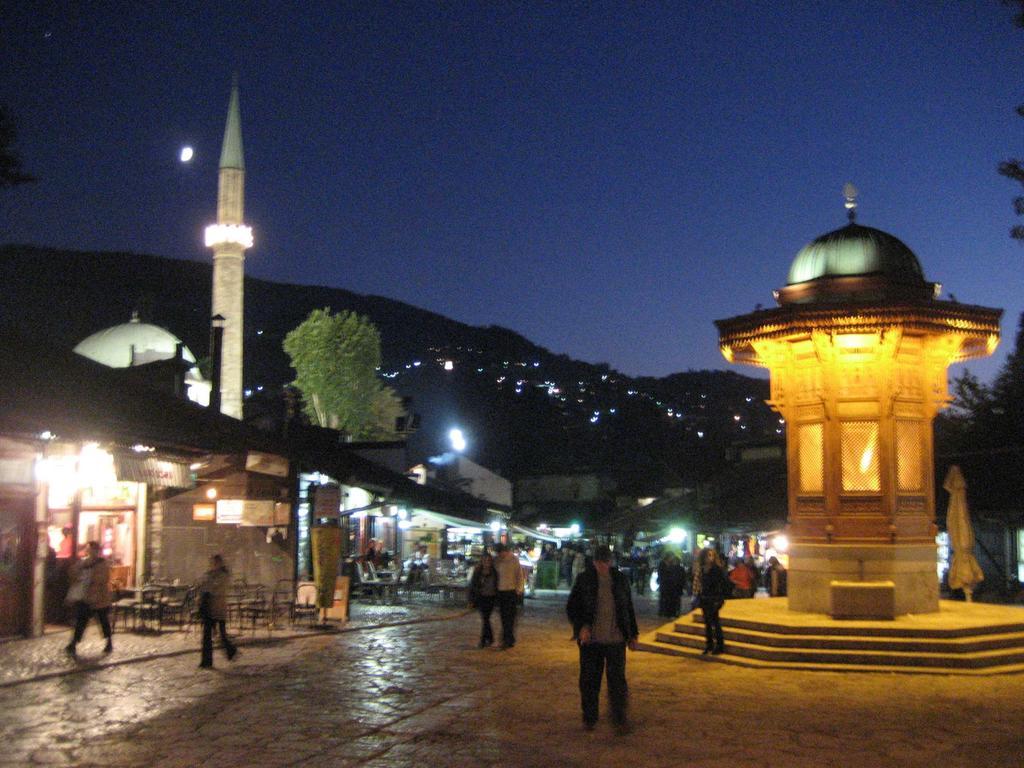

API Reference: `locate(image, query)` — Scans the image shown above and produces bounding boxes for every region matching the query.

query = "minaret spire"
[219,76,244,172]
[205,78,252,419]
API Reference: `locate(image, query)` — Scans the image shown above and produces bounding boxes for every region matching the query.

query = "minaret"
[205,77,252,419]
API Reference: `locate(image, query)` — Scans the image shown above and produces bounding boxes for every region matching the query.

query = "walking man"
[493,543,525,648]
[566,544,639,734]
[197,554,237,668]
[64,541,113,658]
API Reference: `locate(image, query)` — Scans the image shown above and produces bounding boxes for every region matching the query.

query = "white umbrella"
[944,465,984,602]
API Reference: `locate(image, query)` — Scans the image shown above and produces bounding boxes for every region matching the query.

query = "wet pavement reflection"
[1,593,1022,767]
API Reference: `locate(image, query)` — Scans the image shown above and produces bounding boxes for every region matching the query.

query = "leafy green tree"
[283,308,405,439]
[0,107,35,188]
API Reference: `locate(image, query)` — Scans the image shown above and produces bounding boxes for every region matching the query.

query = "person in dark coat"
[766,556,788,597]
[566,545,639,734]
[694,547,730,655]
[197,554,237,668]
[657,552,686,617]
[468,553,499,648]
[64,541,113,658]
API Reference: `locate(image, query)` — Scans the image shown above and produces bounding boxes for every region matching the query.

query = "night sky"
[3,2,1022,382]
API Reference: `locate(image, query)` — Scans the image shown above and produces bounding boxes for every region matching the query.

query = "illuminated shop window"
[841,421,880,492]
[896,420,923,491]
[798,423,824,493]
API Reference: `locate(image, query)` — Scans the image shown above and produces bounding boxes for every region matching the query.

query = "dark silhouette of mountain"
[1,244,775,487]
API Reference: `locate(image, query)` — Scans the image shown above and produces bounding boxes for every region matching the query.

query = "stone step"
[636,635,1024,676]
[653,629,1024,669]
[681,612,1024,639]
[669,621,1024,653]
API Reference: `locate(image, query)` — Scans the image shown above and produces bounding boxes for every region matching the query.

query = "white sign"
[216,499,244,525]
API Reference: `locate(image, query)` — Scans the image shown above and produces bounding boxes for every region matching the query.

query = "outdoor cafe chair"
[238,584,272,636]
[292,581,318,627]
[353,562,384,602]
[159,585,194,632]
[133,585,164,632]
[269,578,294,628]
[111,591,138,633]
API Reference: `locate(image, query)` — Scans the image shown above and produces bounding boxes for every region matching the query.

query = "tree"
[0,107,35,188]
[999,1,1024,240]
[936,311,1024,454]
[283,308,405,439]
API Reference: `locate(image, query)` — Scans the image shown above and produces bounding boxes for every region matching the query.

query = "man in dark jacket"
[566,544,639,734]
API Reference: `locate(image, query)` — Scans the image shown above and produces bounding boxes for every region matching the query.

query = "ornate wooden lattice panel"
[841,421,881,492]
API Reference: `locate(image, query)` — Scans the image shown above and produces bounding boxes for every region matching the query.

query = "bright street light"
[449,428,467,453]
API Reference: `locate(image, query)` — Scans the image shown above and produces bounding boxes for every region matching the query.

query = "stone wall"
[151,489,292,589]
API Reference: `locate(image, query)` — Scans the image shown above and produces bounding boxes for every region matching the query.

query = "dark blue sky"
[3,2,1022,381]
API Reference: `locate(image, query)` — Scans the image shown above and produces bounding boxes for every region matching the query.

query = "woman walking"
[468,552,499,647]
[197,554,237,668]
[694,548,730,655]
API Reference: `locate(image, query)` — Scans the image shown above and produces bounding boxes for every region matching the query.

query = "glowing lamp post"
[449,428,467,453]
[715,192,1000,616]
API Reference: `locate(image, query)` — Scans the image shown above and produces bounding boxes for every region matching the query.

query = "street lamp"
[449,428,467,453]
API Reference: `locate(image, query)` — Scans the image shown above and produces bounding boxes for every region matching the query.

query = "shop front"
[36,442,196,618]
[401,510,490,565]
[0,436,38,637]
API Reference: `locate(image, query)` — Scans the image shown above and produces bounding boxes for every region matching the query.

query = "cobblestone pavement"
[2,592,1022,768]
[0,597,466,687]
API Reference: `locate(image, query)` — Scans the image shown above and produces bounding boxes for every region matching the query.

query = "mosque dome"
[787,223,925,285]
[74,314,211,406]
[778,222,937,306]
[74,314,199,368]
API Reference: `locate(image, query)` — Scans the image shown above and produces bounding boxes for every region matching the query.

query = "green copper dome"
[787,223,924,285]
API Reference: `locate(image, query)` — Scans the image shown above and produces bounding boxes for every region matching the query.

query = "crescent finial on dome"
[843,182,858,223]
[839,182,856,222]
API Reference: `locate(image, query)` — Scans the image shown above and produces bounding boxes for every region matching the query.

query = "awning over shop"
[114,454,194,488]
[512,524,561,543]
[412,509,490,531]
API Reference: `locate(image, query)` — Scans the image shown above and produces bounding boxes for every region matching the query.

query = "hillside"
[0,244,776,485]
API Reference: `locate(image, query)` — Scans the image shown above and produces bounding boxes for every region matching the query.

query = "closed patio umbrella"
[944,465,984,602]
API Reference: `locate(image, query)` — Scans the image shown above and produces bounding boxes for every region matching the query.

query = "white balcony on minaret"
[204,223,253,250]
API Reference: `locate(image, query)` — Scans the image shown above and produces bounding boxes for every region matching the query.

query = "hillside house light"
[715,189,1000,617]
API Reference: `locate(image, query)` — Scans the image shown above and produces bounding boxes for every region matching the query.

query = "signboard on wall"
[215,499,290,526]
[215,499,244,525]
[245,452,290,478]
[274,502,291,526]
[313,484,341,519]
[193,503,215,521]
[240,500,276,526]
